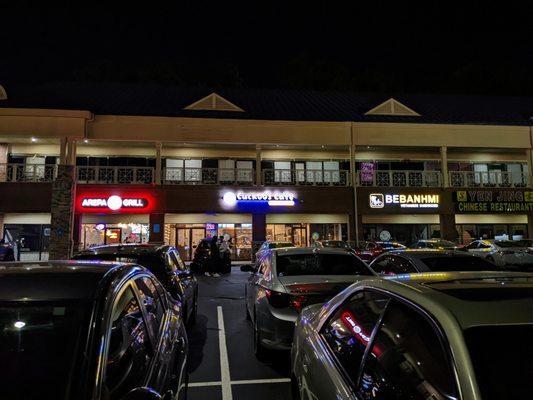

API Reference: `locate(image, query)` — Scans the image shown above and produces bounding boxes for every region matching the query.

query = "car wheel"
[253,310,268,360]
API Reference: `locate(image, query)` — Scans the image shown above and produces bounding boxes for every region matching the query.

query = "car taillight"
[265,290,308,311]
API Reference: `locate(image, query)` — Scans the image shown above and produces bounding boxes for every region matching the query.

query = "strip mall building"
[0,83,532,261]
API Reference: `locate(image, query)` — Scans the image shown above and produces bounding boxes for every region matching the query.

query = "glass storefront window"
[81,223,149,249]
[3,224,50,261]
[363,224,441,245]
[456,224,528,243]
[266,223,346,247]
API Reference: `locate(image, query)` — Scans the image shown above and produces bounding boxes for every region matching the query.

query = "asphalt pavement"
[186,268,293,400]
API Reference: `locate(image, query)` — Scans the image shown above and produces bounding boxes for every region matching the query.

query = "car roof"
[0,260,141,301]
[74,243,170,257]
[388,249,474,258]
[360,271,533,329]
[271,247,357,256]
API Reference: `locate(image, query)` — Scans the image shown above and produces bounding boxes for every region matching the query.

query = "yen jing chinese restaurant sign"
[454,190,533,213]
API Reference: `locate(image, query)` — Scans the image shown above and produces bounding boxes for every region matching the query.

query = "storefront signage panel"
[369,193,439,209]
[222,190,297,207]
[454,190,533,213]
[76,191,155,214]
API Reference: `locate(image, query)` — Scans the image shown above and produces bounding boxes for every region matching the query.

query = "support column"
[440,146,449,188]
[0,143,7,182]
[149,213,165,245]
[49,138,77,259]
[255,145,262,185]
[526,149,533,187]
[48,164,76,259]
[252,213,266,261]
[0,213,4,240]
[528,214,533,240]
[440,213,456,241]
[155,142,162,185]
[59,137,68,165]
[73,214,81,252]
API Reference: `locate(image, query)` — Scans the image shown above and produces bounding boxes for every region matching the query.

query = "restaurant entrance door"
[176,227,205,261]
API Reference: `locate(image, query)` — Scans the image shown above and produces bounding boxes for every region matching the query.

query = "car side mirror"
[240,264,254,272]
[121,387,162,400]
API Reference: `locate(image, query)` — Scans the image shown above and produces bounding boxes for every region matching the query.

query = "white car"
[465,239,533,269]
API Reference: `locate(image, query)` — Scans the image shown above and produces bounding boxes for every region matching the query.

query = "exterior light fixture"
[14,321,26,329]
[83,139,89,143]
[31,137,37,142]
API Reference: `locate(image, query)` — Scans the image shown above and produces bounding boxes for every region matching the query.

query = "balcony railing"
[0,163,58,182]
[262,169,350,186]
[163,167,255,185]
[449,171,529,188]
[356,170,442,187]
[77,166,155,184]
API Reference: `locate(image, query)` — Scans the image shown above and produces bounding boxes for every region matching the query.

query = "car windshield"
[269,242,293,249]
[464,325,533,399]
[276,253,371,276]
[0,301,90,399]
[75,253,165,276]
[419,256,498,271]
[495,240,531,248]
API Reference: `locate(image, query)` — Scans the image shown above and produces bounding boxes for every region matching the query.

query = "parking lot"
[186,268,293,400]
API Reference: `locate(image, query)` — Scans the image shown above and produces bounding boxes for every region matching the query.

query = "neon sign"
[370,193,439,209]
[80,195,148,211]
[222,191,296,207]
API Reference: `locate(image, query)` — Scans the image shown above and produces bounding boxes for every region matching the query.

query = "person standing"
[218,236,231,274]
[206,236,219,277]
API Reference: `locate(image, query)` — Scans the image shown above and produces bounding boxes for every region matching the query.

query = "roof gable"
[365,97,420,116]
[184,92,244,112]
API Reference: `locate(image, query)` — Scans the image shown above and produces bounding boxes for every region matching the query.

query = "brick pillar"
[0,213,4,240]
[252,213,266,261]
[73,214,82,252]
[440,213,457,242]
[0,143,8,182]
[149,213,165,245]
[49,165,76,259]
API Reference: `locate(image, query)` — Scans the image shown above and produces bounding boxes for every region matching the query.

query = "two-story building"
[0,82,532,261]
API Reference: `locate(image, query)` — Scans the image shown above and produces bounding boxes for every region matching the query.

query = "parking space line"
[231,378,291,385]
[189,378,291,388]
[217,305,233,400]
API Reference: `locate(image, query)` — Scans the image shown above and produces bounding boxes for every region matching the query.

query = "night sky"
[1,1,532,95]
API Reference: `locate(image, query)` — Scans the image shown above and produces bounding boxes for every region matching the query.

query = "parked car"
[0,239,15,261]
[256,240,294,258]
[291,271,533,400]
[465,239,533,270]
[369,249,499,274]
[0,260,189,400]
[412,238,466,251]
[243,247,373,358]
[353,241,406,262]
[74,244,198,325]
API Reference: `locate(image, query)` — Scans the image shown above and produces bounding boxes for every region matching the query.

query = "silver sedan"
[466,239,533,270]
[291,271,533,400]
[243,247,373,358]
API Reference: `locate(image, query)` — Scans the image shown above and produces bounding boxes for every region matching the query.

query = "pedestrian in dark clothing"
[206,236,219,276]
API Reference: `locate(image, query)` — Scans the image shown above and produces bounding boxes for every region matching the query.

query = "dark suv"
[74,244,198,325]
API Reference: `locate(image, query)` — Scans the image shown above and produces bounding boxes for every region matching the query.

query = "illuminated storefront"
[75,189,155,250]
[453,190,530,243]
[164,214,253,261]
[360,189,443,245]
